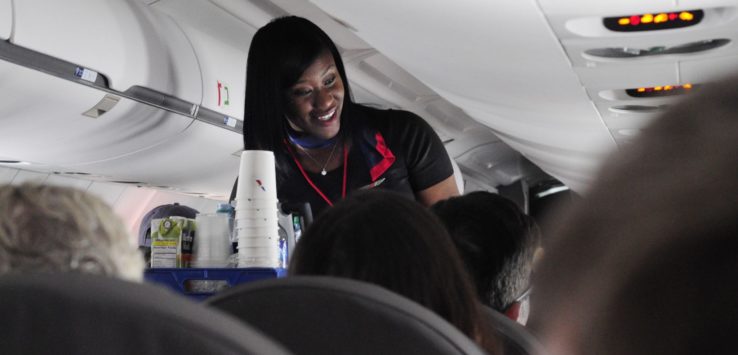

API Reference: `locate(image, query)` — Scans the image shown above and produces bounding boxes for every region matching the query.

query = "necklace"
[296,141,339,176]
[284,140,349,207]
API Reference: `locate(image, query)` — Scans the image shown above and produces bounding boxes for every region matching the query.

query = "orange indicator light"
[680,12,694,21]
[619,18,630,25]
[641,14,654,24]
[626,84,696,97]
[654,13,669,23]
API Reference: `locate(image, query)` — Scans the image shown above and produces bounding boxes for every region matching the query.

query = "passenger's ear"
[504,301,521,322]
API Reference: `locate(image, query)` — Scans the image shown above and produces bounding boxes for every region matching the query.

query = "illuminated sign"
[604,10,703,32]
[625,84,695,98]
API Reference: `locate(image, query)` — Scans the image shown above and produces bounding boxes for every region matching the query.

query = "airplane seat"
[205,276,487,355]
[0,272,291,355]
[481,306,547,355]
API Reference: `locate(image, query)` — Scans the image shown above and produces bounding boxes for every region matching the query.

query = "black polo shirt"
[277,105,453,217]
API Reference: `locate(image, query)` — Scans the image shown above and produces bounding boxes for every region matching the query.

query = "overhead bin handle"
[0,40,242,134]
[123,86,242,133]
[0,39,110,88]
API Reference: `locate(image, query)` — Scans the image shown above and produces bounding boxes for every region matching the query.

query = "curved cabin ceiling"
[306,0,738,193]
[4,0,738,198]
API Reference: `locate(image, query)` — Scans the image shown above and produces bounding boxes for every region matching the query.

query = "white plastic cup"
[237,235,279,248]
[234,208,278,220]
[193,213,233,267]
[237,256,279,268]
[233,198,279,206]
[237,246,279,258]
[235,226,279,238]
[236,150,278,202]
[234,216,279,229]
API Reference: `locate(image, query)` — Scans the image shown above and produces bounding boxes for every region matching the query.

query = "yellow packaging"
[150,217,195,268]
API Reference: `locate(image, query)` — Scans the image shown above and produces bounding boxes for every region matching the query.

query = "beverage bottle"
[215,203,237,253]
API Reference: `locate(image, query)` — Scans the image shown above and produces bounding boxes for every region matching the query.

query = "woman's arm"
[416,175,460,207]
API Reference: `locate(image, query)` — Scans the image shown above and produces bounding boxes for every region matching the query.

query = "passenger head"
[432,191,540,324]
[289,190,493,349]
[243,16,353,152]
[532,74,738,355]
[0,183,144,282]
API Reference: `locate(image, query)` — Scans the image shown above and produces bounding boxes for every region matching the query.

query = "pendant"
[321,169,327,176]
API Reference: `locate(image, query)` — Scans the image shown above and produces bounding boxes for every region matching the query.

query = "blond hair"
[0,183,144,281]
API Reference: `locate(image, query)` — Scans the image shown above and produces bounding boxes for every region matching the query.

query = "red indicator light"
[630,15,641,25]
[669,13,678,20]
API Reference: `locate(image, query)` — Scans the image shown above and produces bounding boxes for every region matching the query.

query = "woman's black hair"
[243,16,353,159]
[289,190,495,351]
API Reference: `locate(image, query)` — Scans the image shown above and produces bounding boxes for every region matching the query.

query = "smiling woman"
[241,16,459,216]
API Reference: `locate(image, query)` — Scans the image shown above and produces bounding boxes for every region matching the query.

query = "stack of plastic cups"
[234,150,280,268]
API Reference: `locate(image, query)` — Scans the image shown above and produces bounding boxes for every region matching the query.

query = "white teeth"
[317,109,335,121]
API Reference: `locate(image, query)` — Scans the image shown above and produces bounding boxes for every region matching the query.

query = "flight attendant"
[242,16,459,216]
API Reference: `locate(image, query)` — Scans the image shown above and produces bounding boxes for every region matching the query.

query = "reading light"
[626,84,696,98]
[604,10,703,32]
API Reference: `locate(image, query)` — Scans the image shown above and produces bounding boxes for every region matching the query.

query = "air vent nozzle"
[610,105,667,114]
[585,39,729,59]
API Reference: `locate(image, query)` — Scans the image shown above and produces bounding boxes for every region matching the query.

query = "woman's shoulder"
[352,104,424,129]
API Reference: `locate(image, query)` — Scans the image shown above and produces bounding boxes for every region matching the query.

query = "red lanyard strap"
[284,140,348,207]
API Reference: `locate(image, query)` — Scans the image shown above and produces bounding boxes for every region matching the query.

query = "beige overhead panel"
[539,0,681,17]
[149,0,257,121]
[543,5,735,39]
[84,120,244,200]
[0,59,187,168]
[680,54,738,83]
[578,61,682,124]
[549,7,738,68]
[0,0,11,40]
[575,61,678,90]
[12,0,200,101]
[207,0,287,29]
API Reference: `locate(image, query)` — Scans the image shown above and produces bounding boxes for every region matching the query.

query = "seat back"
[205,276,487,355]
[482,306,547,355]
[0,273,291,355]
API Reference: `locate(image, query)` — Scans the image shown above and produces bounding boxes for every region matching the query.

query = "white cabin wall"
[0,165,222,245]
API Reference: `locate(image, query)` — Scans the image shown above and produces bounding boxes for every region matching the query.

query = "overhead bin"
[0,0,211,167]
[0,61,192,167]
[147,0,259,121]
[11,0,201,102]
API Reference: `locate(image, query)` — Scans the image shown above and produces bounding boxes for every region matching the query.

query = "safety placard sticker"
[223,116,237,128]
[74,67,99,83]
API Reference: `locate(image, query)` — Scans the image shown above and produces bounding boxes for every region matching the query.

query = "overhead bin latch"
[82,94,121,118]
